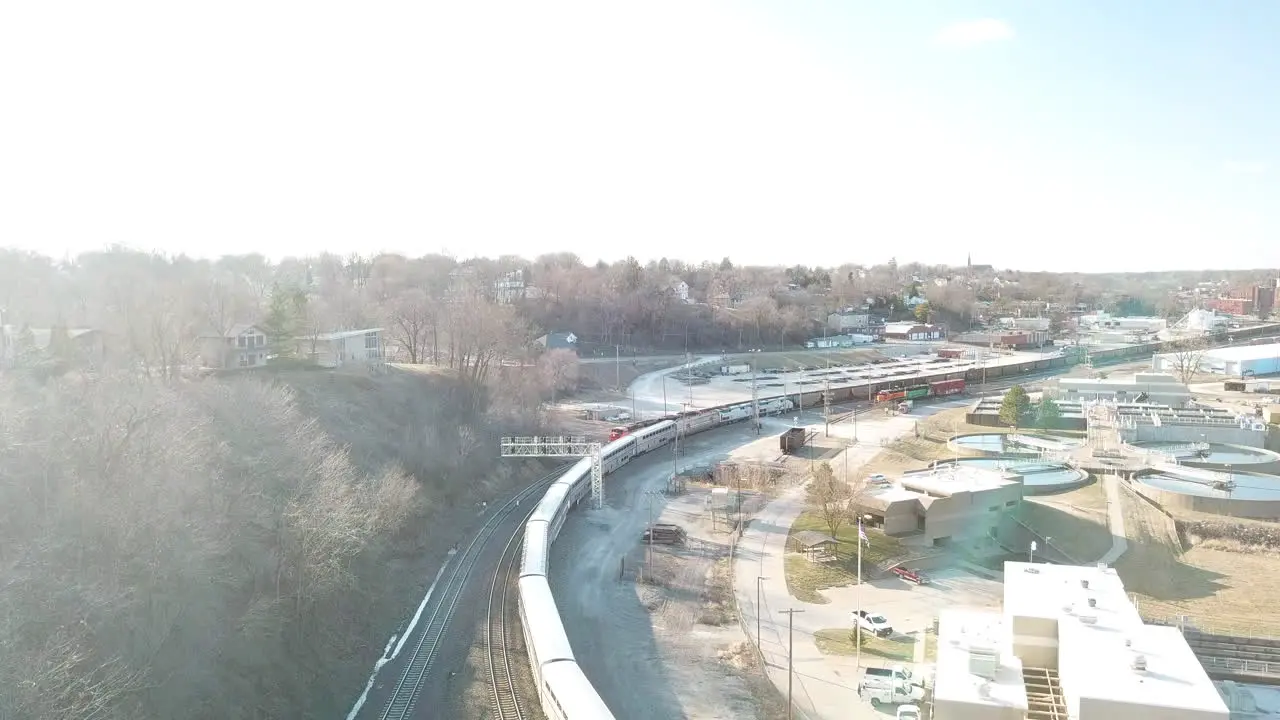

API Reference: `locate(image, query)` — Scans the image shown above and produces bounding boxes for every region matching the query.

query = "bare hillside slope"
[0,366,552,720]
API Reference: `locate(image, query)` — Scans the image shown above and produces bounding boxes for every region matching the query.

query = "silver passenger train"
[517,397,794,719]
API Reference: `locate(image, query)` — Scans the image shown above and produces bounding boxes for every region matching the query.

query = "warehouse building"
[860,465,1022,546]
[1152,342,1280,378]
[882,322,945,341]
[1055,372,1191,406]
[933,562,1229,719]
[952,330,1051,350]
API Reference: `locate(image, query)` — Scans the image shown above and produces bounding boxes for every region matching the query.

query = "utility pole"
[781,608,805,720]
[824,378,831,437]
[756,575,769,648]
[646,491,659,579]
[751,362,761,434]
[615,344,621,391]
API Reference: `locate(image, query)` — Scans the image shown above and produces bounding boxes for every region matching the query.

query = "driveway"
[733,400,1004,719]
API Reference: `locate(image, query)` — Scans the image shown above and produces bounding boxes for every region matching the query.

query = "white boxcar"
[531,482,572,542]
[520,519,550,579]
[540,659,617,720]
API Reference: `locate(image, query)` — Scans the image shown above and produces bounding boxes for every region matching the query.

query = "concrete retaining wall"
[1132,482,1280,520]
[1123,424,1268,447]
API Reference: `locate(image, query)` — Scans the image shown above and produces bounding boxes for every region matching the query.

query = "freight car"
[875,378,966,404]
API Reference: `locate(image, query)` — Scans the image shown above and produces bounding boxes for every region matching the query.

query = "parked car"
[852,610,894,637]
[896,704,922,720]
[867,473,889,485]
[891,566,930,585]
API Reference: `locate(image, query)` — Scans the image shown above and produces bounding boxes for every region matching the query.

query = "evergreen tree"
[999,385,1031,428]
[260,284,301,358]
[1036,397,1062,429]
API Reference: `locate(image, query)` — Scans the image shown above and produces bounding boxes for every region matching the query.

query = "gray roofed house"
[536,331,579,354]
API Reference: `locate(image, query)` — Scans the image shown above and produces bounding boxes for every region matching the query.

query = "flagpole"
[856,518,863,672]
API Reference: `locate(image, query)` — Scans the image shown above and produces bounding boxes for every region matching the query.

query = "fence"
[726,519,816,720]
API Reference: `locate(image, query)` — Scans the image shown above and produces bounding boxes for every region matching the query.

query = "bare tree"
[384,289,432,364]
[538,348,580,403]
[1165,337,1209,385]
[806,461,852,538]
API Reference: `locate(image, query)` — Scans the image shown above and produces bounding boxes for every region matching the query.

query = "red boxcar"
[937,348,965,359]
[929,379,966,396]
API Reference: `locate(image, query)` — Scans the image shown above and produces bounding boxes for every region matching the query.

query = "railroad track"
[378,467,566,720]
[486,505,537,720]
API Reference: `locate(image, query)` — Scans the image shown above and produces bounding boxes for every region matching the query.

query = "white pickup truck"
[851,609,894,637]
[861,682,925,708]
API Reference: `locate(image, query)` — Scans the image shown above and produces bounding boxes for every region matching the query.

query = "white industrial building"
[933,562,1228,720]
[1077,312,1168,333]
[1055,372,1191,406]
[1174,309,1230,334]
[1152,343,1280,378]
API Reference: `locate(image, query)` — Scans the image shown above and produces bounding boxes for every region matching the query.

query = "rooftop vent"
[1125,638,1132,647]
[978,681,993,699]
[1132,655,1148,672]
[1081,579,1090,589]
[1024,567,1041,574]
[1087,597,1097,608]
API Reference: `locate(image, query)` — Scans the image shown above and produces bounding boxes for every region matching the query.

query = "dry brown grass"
[859,406,994,477]
[1116,488,1280,637]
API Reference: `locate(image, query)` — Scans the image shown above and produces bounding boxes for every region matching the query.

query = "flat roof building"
[1056,372,1191,406]
[1154,342,1280,378]
[861,466,1023,546]
[934,562,1229,720]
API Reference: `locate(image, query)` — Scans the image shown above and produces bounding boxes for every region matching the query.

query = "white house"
[198,324,269,369]
[827,309,870,332]
[297,328,384,368]
[670,280,692,303]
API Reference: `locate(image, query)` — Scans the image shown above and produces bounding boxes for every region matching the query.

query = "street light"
[781,608,805,720]
[756,576,769,648]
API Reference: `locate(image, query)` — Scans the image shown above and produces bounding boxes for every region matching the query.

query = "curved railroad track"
[378,467,564,720]
[486,505,536,720]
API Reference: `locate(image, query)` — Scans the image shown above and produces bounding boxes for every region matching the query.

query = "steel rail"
[486,505,537,720]
[378,466,566,720]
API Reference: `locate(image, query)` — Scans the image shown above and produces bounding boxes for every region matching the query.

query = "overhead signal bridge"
[500,436,605,508]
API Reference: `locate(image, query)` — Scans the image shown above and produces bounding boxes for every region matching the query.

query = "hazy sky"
[2,1,1276,272]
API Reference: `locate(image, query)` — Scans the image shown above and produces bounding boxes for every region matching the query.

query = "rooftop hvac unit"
[1081,579,1090,589]
[1079,614,1098,625]
[1087,597,1097,608]
[968,644,1000,680]
[1131,654,1148,671]
[978,682,993,698]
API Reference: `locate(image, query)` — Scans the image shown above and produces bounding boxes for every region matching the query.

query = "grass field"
[1016,484,1114,564]
[785,510,904,604]
[812,628,917,662]
[923,626,938,662]
[1114,488,1280,637]
[857,406,1002,478]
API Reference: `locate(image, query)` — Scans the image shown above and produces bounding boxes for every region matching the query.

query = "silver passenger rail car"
[540,660,617,720]
[520,519,550,579]
[530,482,573,543]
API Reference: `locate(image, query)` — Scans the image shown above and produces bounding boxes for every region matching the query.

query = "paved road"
[733,399,976,720]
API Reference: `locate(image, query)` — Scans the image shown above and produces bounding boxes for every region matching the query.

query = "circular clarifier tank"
[1136,470,1280,500]
[931,457,1089,493]
[1129,441,1280,468]
[949,433,1084,456]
